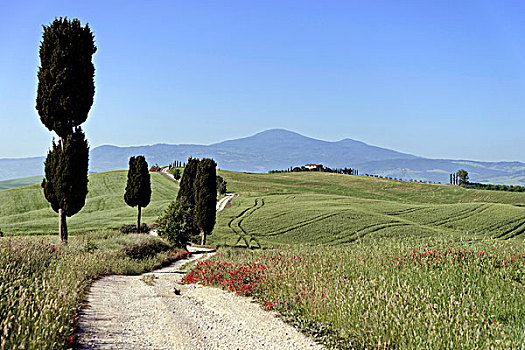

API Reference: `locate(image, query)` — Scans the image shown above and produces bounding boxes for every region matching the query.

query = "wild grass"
[0,171,178,235]
[0,231,188,349]
[186,238,525,349]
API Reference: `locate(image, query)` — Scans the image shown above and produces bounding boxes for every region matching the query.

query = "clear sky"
[1,0,524,162]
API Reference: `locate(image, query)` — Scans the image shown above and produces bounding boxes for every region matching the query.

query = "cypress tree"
[124,156,151,233]
[194,158,217,245]
[177,157,199,206]
[42,128,89,242]
[36,17,96,242]
[456,169,469,185]
[37,18,96,139]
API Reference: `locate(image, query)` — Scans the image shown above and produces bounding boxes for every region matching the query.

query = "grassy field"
[0,175,43,190]
[0,171,178,235]
[212,171,525,247]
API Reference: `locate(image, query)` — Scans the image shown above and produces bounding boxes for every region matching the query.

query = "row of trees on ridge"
[269,166,359,174]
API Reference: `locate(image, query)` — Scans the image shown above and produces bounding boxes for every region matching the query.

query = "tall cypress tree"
[36,17,96,243]
[177,157,199,206]
[194,158,217,245]
[124,156,151,233]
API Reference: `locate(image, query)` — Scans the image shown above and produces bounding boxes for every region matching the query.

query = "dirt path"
[77,247,322,350]
[216,193,235,212]
[160,167,180,183]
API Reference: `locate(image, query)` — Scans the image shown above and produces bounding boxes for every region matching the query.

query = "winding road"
[77,247,322,349]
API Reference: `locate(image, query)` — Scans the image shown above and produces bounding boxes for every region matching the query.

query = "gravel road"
[216,193,235,212]
[160,167,180,183]
[77,247,323,350]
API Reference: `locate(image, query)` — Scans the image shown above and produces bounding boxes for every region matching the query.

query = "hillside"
[211,171,525,247]
[2,170,524,239]
[0,175,43,190]
[0,171,178,235]
[2,129,524,185]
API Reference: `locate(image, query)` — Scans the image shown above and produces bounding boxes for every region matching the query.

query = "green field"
[0,175,43,190]
[211,171,525,247]
[3,170,524,242]
[0,170,178,235]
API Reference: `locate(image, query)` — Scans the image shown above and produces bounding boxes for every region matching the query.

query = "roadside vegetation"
[180,170,525,348]
[157,157,217,247]
[184,238,525,348]
[0,231,189,349]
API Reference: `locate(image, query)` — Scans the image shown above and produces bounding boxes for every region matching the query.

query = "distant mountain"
[89,129,418,174]
[1,129,524,185]
[0,157,45,181]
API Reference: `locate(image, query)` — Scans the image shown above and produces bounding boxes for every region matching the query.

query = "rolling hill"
[0,175,43,190]
[1,129,524,185]
[211,171,525,247]
[0,171,178,235]
[2,169,523,245]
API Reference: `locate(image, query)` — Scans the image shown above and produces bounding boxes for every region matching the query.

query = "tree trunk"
[137,206,141,233]
[59,208,68,243]
[201,229,206,246]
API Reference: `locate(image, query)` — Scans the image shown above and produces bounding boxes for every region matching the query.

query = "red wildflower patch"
[182,260,266,296]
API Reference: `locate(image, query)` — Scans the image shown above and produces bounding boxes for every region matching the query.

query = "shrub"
[217,175,227,194]
[170,168,182,180]
[157,201,198,248]
[123,238,171,259]
[120,223,149,234]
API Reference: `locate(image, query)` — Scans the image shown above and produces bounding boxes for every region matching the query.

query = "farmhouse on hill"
[305,163,324,170]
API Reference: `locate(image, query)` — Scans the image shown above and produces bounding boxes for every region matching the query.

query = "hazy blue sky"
[1,1,524,162]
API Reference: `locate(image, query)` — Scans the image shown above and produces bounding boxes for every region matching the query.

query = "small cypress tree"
[176,157,199,206]
[124,156,151,233]
[194,158,217,245]
[456,169,469,185]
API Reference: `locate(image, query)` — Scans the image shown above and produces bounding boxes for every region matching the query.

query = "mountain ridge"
[1,129,524,185]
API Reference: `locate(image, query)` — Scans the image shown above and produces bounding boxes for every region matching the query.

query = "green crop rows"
[212,171,525,247]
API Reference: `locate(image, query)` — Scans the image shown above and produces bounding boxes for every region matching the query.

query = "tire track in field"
[344,222,411,243]
[384,207,426,216]
[257,211,353,237]
[228,198,264,247]
[495,220,525,239]
[504,222,525,239]
[422,204,491,227]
